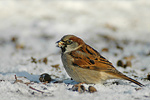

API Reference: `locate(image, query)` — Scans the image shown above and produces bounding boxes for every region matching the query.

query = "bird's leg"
[73,82,85,93]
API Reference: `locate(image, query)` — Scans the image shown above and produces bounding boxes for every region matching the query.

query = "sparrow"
[56,35,144,87]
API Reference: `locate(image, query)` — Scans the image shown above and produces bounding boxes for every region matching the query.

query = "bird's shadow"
[2,71,145,87]
[15,71,40,82]
[14,71,78,85]
[62,79,79,85]
[0,71,40,82]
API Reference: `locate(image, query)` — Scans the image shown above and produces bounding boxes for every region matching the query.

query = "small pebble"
[43,57,48,64]
[147,74,150,80]
[117,60,124,67]
[116,44,123,51]
[123,55,135,60]
[31,57,37,63]
[125,60,132,67]
[11,37,18,43]
[15,44,25,49]
[141,68,147,71]
[112,81,119,85]
[114,53,118,56]
[39,73,52,83]
[51,64,60,70]
[88,86,97,93]
[104,23,117,32]
[123,64,127,68]
[101,48,109,52]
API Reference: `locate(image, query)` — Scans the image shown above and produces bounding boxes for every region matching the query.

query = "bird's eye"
[66,40,73,45]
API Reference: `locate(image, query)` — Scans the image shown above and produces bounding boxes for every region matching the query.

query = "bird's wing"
[70,44,117,72]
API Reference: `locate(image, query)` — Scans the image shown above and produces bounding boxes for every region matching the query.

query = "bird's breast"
[61,53,103,84]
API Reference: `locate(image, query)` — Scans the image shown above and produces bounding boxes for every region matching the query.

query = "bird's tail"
[105,69,144,87]
[120,74,144,87]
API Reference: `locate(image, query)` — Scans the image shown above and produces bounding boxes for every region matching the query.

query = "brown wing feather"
[69,43,145,87]
[70,44,116,71]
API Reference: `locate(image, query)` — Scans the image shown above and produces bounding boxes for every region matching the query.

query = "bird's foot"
[71,82,86,93]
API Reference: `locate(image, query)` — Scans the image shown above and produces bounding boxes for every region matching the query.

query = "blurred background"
[0,0,150,76]
[0,0,150,40]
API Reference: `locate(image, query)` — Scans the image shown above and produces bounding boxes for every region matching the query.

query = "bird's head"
[56,35,84,53]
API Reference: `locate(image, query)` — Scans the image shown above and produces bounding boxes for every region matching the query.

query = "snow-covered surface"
[0,0,150,100]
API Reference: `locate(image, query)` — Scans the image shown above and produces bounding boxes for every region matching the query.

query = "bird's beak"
[56,40,65,48]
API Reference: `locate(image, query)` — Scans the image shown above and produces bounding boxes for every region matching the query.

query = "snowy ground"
[0,0,150,100]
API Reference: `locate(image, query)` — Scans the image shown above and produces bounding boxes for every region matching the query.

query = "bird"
[56,35,144,87]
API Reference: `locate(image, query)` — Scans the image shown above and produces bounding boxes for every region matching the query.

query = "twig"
[15,75,17,80]
[14,75,23,83]
[29,86,44,94]
[14,75,46,94]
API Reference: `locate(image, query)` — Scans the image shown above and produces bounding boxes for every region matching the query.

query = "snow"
[0,0,150,100]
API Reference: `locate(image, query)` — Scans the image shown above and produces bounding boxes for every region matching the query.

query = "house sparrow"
[56,35,144,87]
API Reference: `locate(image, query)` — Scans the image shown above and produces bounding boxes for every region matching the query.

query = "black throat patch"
[61,47,66,52]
